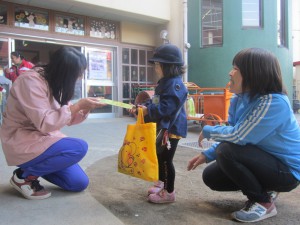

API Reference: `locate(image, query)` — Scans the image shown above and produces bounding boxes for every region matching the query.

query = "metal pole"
[183,0,188,82]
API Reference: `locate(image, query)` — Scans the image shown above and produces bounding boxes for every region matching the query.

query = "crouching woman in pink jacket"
[0,47,105,200]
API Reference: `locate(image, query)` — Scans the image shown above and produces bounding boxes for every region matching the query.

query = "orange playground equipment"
[185,82,233,126]
[132,82,233,126]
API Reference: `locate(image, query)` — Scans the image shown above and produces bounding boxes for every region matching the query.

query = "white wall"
[168,0,185,50]
[293,0,300,62]
[119,0,185,50]
[78,0,185,49]
[120,22,157,46]
[74,0,171,22]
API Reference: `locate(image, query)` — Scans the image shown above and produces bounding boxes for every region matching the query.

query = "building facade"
[1,0,297,118]
[0,0,186,118]
[292,0,300,62]
[187,0,294,100]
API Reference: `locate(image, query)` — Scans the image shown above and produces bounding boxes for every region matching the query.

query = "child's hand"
[127,105,148,116]
[4,68,10,74]
[127,104,137,114]
[140,105,148,116]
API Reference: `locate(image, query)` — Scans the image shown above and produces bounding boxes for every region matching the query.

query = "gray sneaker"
[231,200,277,223]
[268,191,279,202]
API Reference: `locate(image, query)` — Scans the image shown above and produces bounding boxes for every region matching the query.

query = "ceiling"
[4,0,167,25]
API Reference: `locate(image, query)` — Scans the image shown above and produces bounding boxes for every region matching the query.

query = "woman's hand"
[198,131,205,147]
[70,97,106,115]
[78,97,106,110]
[187,153,206,171]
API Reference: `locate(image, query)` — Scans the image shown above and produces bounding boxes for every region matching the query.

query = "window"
[54,13,85,36]
[14,6,49,31]
[85,47,116,114]
[277,0,287,47]
[242,0,262,27]
[89,18,118,40]
[201,0,223,47]
[121,47,154,113]
[87,50,112,80]
[0,4,7,25]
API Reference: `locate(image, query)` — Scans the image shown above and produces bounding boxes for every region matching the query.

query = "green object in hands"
[99,99,134,109]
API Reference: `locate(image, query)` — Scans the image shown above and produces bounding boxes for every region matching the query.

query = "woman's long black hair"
[42,47,87,106]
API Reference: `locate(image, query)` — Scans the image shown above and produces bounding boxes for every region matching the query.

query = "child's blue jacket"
[146,75,188,138]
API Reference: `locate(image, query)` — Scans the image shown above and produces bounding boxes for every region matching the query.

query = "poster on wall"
[88,51,107,80]
[14,7,49,31]
[0,4,7,25]
[89,17,118,40]
[54,14,84,36]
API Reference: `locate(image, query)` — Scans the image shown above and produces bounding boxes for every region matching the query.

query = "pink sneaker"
[10,171,51,200]
[148,189,175,203]
[148,181,164,195]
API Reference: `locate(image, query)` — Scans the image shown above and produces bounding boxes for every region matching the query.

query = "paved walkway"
[0,118,133,225]
[0,115,299,225]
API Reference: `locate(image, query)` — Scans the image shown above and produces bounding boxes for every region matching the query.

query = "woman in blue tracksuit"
[187,48,300,223]
[132,44,188,203]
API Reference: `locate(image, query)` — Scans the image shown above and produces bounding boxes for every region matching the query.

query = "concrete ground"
[1,115,300,225]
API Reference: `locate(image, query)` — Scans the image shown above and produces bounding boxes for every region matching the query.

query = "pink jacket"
[0,69,88,166]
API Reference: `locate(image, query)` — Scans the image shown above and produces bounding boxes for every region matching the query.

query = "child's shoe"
[148,180,164,195]
[148,189,175,203]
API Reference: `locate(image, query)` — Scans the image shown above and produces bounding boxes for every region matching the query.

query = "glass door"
[0,37,13,122]
[0,38,10,77]
[84,46,117,118]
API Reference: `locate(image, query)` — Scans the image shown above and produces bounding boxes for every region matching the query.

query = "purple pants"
[18,137,89,192]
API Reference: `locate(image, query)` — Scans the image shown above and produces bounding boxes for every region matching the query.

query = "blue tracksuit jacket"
[202,93,300,181]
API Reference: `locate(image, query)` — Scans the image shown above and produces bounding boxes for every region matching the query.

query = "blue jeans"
[18,137,89,192]
[202,142,299,203]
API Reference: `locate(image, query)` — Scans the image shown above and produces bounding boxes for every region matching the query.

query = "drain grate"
[180,139,217,151]
[179,141,202,150]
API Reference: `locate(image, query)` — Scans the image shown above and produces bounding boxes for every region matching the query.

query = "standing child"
[4,51,34,83]
[131,44,188,203]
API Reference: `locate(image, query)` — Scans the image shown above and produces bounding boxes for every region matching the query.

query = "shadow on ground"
[87,147,300,225]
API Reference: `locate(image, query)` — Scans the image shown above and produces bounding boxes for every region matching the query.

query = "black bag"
[156,128,169,154]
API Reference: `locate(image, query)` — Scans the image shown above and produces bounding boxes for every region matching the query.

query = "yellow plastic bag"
[118,108,158,181]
